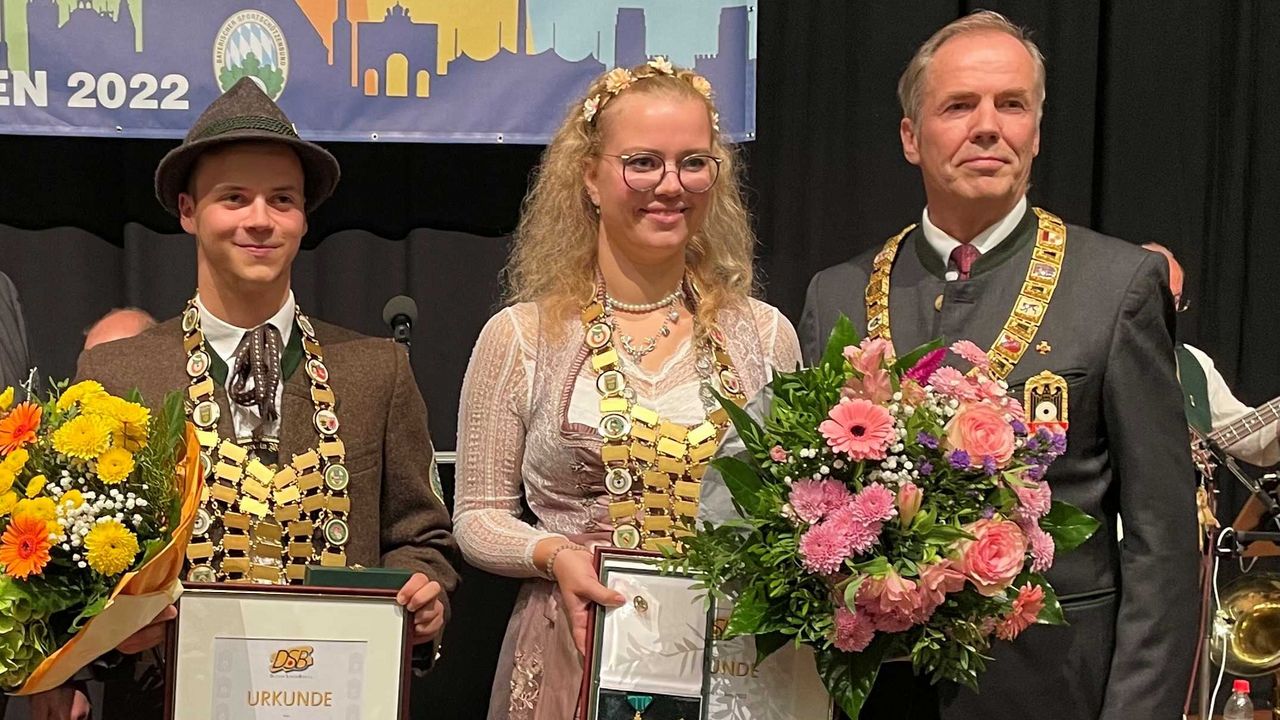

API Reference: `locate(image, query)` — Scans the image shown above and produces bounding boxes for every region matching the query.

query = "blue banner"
[0,0,756,143]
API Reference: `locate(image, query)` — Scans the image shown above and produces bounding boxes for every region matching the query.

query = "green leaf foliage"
[1039,500,1101,553]
[815,634,891,718]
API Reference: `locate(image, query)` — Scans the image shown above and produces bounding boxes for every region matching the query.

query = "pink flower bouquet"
[677,317,1099,717]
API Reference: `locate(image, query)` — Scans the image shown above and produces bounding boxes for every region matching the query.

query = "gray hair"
[897,10,1046,124]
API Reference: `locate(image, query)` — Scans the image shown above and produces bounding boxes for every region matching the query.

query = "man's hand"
[117,604,177,655]
[28,684,91,720]
[396,573,444,645]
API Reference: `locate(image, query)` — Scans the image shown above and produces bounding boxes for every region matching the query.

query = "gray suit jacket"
[799,209,1199,720]
[0,272,31,392]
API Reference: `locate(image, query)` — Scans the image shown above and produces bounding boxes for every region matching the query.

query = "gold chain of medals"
[180,298,351,584]
[581,289,747,554]
[865,207,1067,381]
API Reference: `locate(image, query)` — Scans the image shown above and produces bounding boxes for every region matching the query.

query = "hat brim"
[154,130,340,216]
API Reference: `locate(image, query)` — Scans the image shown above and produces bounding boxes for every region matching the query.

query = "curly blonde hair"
[504,60,756,338]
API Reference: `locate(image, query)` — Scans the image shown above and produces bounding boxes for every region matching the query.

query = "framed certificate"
[707,597,834,720]
[579,548,713,720]
[165,583,411,720]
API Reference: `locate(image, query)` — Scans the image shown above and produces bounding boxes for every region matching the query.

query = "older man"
[799,11,1198,720]
[83,308,157,351]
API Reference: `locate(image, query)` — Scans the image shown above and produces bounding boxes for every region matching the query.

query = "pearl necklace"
[604,289,685,361]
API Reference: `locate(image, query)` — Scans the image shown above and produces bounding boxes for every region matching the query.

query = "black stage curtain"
[2,1,1278,717]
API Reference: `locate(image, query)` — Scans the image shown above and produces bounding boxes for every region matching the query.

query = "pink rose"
[957,518,1028,597]
[770,445,788,463]
[945,402,1016,467]
[856,568,922,633]
[917,559,967,618]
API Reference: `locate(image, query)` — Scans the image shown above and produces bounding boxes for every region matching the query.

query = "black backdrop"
[2,1,1278,716]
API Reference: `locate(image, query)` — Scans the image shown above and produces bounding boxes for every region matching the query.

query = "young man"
[45,78,459,719]
[799,11,1198,720]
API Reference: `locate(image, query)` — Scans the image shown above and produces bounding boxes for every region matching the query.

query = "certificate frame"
[164,582,412,720]
[578,547,714,720]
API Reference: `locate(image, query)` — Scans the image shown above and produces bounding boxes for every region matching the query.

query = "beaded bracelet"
[544,541,589,580]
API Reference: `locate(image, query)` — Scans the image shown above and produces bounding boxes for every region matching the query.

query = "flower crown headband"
[582,56,719,131]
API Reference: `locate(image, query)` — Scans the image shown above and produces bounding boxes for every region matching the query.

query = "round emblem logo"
[719,369,743,396]
[213,10,290,100]
[296,313,315,338]
[323,518,350,547]
[193,400,220,428]
[585,322,613,350]
[187,564,217,583]
[611,524,640,550]
[305,358,329,384]
[187,350,210,378]
[314,408,340,436]
[596,370,626,397]
[193,508,212,537]
[324,463,350,491]
[199,451,214,479]
[708,327,728,348]
[181,307,200,333]
[604,467,633,495]
[598,413,631,441]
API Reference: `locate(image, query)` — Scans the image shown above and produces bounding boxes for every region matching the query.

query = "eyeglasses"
[1175,293,1191,313]
[600,151,722,193]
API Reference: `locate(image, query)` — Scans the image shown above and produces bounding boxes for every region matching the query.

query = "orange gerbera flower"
[0,402,42,454]
[0,512,53,579]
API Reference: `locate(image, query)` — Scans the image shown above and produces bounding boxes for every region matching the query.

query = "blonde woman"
[454,59,801,719]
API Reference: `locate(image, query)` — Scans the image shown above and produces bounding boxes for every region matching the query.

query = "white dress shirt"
[194,291,295,442]
[1182,343,1280,467]
[922,196,1028,279]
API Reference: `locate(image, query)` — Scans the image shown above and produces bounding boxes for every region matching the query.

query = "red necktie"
[949,243,981,280]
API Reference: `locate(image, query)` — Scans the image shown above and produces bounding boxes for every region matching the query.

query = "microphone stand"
[1192,426,1280,718]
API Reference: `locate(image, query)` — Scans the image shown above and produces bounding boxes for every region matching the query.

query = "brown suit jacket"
[76,316,460,717]
[76,316,460,597]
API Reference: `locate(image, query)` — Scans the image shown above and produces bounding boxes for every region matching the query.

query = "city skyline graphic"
[0,0,758,143]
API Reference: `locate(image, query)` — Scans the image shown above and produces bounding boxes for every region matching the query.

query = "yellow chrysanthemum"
[59,489,84,510]
[0,387,12,412]
[0,491,16,516]
[56,380,107,412]
[96,447,135,485]
[1,448,28,474]
[13,496,56,525]
[84,396,150,452]
[52,414,113,460]
[0,467,13,495]
[84,520,139,576]
[24,474,47,498]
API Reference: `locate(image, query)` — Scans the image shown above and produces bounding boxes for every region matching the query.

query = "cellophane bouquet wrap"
[0,381,202,695]
[675,319,1100,717]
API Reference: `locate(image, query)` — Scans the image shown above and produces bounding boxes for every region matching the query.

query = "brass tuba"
[1211,572,1280,717]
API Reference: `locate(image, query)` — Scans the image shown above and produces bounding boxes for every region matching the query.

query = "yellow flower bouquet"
[0,381,202,694]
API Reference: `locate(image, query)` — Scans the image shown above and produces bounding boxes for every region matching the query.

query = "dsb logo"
[269,646,315,674]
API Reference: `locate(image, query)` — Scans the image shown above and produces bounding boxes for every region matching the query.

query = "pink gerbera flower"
[820,399,894,461]
[996,583,1045,641]
[905,348,947,385]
